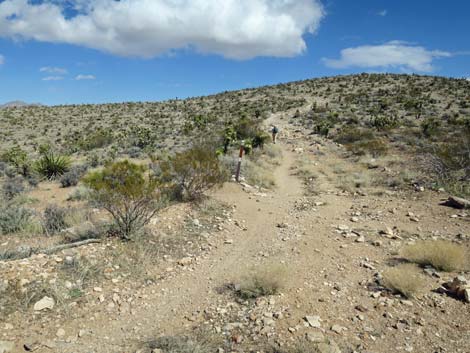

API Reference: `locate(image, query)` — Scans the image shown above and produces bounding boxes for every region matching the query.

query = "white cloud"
[323,41,451,72]
[378,10,387,17]
[42,75,63,81]
[75,74,95,80]
[40,66,67,74]
[0,54,4,65]
[0,0,325,59]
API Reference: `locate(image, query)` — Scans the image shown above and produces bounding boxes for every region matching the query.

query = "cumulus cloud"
[40,66,67,74]
[75,74,95,80]
[0,0,325,59]
[42,75,64,81]
[323,41,451,72]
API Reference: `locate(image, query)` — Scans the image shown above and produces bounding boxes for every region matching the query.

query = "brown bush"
[402,240,467,271]
[382,264,426,298]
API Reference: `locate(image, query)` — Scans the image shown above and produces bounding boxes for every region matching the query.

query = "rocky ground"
[1,112,469,353]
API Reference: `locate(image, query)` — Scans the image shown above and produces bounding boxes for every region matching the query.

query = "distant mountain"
[0,101,43,109]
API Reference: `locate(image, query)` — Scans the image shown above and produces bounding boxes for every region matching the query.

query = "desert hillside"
[0,74,469,353]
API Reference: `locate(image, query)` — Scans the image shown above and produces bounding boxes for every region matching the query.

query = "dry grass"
[382,263,426,298]
[236,264,287,299]
[292,156,319,180]
[242,158,276,189]
[402,240,468,272]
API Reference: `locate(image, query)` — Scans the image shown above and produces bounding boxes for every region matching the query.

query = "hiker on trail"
[271,125,279,144]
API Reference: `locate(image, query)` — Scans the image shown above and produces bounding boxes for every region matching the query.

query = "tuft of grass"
[402,240,468,271]
[242,158,276,189]
[236,265,287,299]
[382,263,426,298]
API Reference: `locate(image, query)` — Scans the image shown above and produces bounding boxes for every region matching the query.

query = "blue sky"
[0,0,468,105]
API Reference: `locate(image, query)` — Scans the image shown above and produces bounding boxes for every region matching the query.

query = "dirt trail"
[44,115,309,353]
[11,112,470,353]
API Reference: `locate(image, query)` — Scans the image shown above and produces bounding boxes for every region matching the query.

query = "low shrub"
[242,159,276,189]
[159,146,229,201]
[370,115,399,130]
[346,138,389,157]
[382,263,426,298]
[0,204,33,234]
[83,160,164,239]
[236,265,286,299]
[402,240,467,271]
[43,204,69,236]
[2,176,25,200]
[60,164,88,187]
[422,117,441,137]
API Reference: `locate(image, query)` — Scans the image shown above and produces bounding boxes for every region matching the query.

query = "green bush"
[313,120,333,137]
[422,117,441,137]
[347,138,389,157]
[83,160,163,239]
[159,146,229,201]
[2,177,25,200]
[35,151,71,180]
[0,204,33,234]
[370,115,399,130]
[1,146,31,176]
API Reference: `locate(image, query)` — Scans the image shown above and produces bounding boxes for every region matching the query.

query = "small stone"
[93,287,103,292]
[331,325,345,334]
[56,328,66,337]
[305,315,321,328]
[33,296,55,311]
[306,331,325,343]
[0,341,14,353]
[355,236,365,243]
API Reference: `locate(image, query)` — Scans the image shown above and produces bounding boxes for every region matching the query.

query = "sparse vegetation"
[236,265,287,299]
[382,263,426,298]
[402,240,467,271]
[0,202,33,234]
[83,160,164,239]
[158,145,229,201]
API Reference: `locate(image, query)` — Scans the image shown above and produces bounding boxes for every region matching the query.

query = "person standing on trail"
[271,125,279,144]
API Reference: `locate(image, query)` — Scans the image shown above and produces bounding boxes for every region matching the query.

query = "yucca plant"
[35,151,71,180]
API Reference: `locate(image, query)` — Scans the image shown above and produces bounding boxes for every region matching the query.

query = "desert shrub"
[236,265,286,299]
[43,204,69,236]
[346,138,388,157]
[252,131,271,149]
[334,127,375,144]
[382,264,426,298]
[422,117,441,137]
[0,161,7,176]
[67,186,92,201]
[159,146,229,201]
[313,119,333,137]
[0,204,33,234]
[35,151,71,180]
[402,240,467,271]
[147,334,216,353]
[60,164,88,187]
[1,146,31,176]
[83,160,164,239]
[234,115,263,140]
[263,143,283,163]
[423,130,470,197]
[2,176,25,200]
[242,158,276,189]
[79,129,114,150]
[370,115,399,130]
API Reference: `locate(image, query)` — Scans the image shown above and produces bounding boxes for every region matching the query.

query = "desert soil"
[1,112,469,353]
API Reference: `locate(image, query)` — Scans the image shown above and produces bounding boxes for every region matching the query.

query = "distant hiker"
[271,125,279,144]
